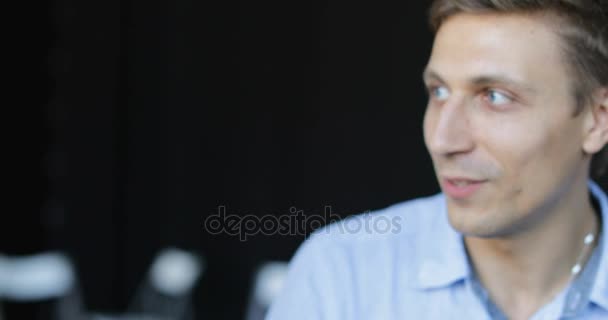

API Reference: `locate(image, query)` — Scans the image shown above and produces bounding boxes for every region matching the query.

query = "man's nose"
[427,99,474,156]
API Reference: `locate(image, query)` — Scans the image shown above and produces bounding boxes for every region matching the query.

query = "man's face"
[423,13,590,237]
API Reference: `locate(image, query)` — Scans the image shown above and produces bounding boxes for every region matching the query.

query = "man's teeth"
[453,180,471,186]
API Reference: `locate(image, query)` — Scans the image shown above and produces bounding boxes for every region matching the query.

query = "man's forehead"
[424,13,568,92]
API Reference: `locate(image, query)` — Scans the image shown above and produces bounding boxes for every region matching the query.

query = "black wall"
[30,1,442,319]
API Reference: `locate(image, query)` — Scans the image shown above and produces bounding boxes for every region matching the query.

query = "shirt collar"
[588,179,608,311]
[412,194,469,289]
[412,178,608,310]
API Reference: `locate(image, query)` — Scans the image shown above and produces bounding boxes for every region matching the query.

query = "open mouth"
[442,178,487,199]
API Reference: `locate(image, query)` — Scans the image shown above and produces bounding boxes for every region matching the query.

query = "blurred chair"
[0,251,84,319]
[0,252,75,302]
[245,261,288,320]
[91,247,204,320]
[0,247,204,320]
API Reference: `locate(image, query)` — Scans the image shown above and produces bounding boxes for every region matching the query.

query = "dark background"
[20,0,443,319]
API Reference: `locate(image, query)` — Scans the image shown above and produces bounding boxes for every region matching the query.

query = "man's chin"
[446,208,512,238]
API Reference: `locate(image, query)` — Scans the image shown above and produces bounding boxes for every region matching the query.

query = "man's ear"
[583,87,608,155]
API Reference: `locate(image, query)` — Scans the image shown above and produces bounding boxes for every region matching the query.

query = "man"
[266,1,608,319]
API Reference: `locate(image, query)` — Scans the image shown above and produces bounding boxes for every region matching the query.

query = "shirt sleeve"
[265,233,345,320]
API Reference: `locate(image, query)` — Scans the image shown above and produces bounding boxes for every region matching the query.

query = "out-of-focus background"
[8,0,543,319]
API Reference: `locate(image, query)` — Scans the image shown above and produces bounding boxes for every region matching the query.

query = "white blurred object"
[0,252,75,301]
[149,248,204,297]
[245,261,288,320]
[125,247,203,320]
[252,261,288,307]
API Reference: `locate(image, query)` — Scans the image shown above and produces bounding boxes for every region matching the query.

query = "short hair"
[428,0,608,177]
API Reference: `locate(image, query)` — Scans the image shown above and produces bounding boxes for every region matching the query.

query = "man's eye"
[485,90,512,106]
[431,86,450,101]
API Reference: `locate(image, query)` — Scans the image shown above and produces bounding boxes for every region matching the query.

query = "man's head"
[423,0,608,237]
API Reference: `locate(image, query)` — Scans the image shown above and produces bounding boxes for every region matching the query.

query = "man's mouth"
[450,179,476,186]
[442,177,488,199]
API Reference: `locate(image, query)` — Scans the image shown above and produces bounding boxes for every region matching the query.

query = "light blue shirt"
[266,181,608,319]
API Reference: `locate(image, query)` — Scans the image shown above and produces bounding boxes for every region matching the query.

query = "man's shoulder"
[277,192,450,306]
[305,192,446,249]
[268,192,458,320]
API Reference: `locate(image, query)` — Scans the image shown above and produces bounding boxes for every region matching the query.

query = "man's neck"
[464,180,600,320]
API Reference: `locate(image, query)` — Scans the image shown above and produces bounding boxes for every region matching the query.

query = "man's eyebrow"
[422,69,443,83]
[422,68,537,94]
[470,75,537,94]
